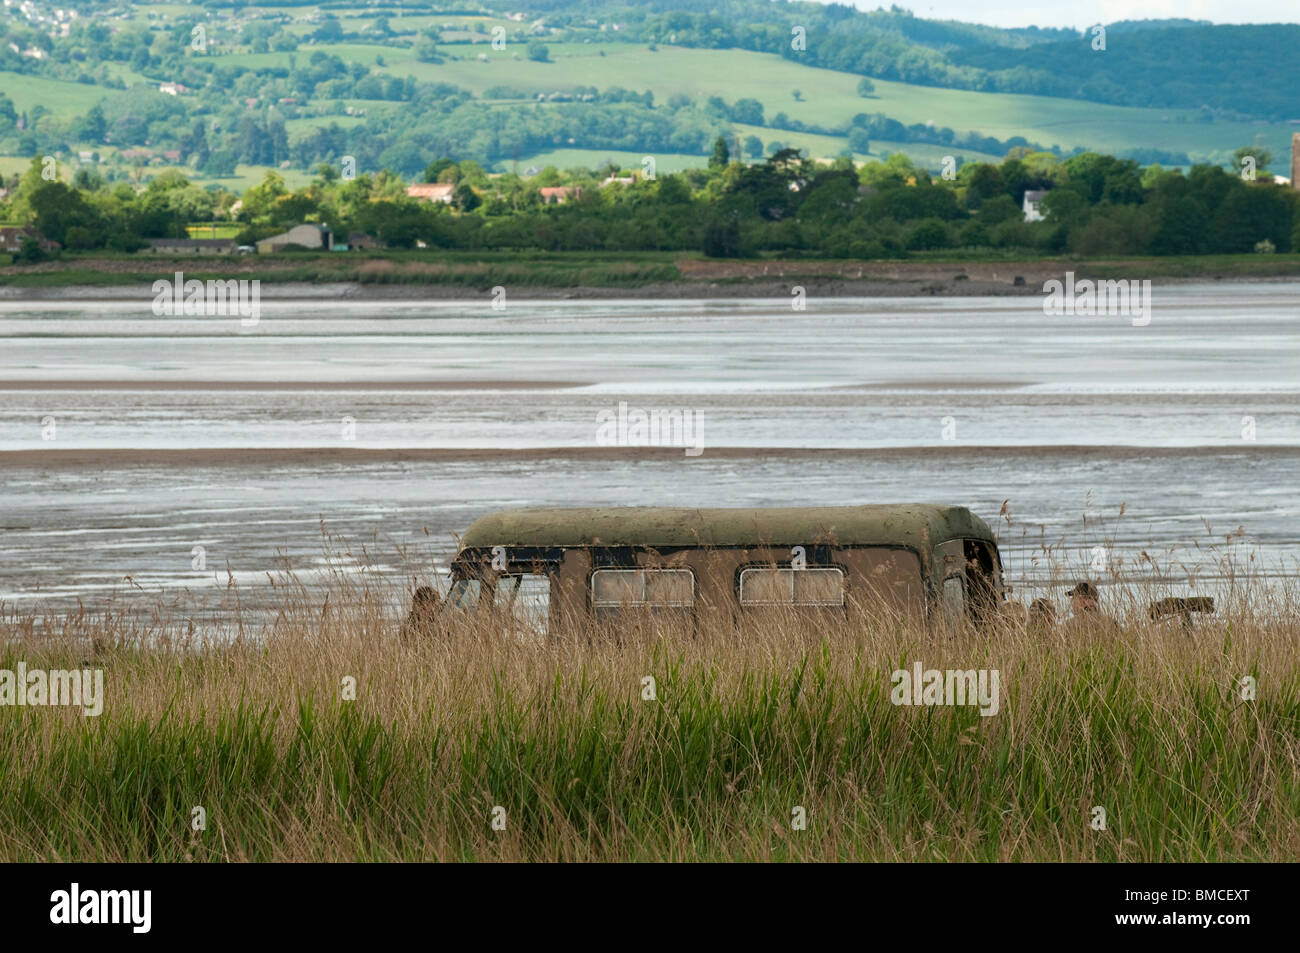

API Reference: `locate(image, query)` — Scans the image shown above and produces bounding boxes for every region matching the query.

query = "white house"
[1022,189,1050,223]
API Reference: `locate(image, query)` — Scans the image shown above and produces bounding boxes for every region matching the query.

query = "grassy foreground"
[1,580,1297,863]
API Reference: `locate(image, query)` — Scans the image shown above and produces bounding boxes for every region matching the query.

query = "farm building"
[257,224,333,254]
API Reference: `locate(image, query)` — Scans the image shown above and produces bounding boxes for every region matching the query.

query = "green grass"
[4,250,1300,291]
[478,127,1003,173]
[146,163,315,192]
[0,70,124,118]
[0,268,146,287]
[0,156,35,178]
[0,601,1296,861]
[0,507,1296,862]
[727,123,1004,166]
[0,249,685,289]
[185,223,242,239]
[98,62,154,87]
[871,140,1004,167]
[0,154,76,182]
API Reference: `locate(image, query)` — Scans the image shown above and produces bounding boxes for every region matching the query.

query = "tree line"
[4,144,1296,262]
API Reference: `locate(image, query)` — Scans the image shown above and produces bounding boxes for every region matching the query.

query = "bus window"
[591,568,694,612]
[739,567,845,607]
[446,574,550,638]
[496,573,550,638]
[447,578,482,609]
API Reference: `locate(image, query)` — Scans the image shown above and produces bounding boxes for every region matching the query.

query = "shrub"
[958,220,990,248]
[64,226,95,250]
[15,237,47,263]
[702,218,742,257]
[905,218,951,251]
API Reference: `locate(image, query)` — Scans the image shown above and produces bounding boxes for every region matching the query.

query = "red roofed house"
[0,226,60,253]
[540,186,581,204]
[406,183,455,204]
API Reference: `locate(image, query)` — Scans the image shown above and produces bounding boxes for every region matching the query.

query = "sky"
[848,1,1300,30]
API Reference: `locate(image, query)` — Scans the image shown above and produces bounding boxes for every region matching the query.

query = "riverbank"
[2,443,1297,467]
[3,252,1300,299]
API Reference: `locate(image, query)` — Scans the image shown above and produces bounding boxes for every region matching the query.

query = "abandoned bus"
[423,504,1006,637]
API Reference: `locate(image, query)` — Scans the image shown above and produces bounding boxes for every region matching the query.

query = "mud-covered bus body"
[438,504,1006,635]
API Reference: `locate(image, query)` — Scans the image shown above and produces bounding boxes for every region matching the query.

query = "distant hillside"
[0,0,1295,185]
[952,24,1300,120]
[494,2,1300,121]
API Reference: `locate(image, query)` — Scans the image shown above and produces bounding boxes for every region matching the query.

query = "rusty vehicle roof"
[459,504,993,551]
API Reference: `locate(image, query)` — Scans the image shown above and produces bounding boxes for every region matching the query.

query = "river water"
[1,284,1296,619]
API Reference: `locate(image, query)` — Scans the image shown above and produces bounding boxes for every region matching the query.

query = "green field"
[108,163,315,192]
[284,115,367,136]
[4,20,1294,187]
[178,163,315,192]
[517,149,707,174]
[185,222,241,238]
[280,13,516,37]
[727,123,1003,166]
[0,70,129,118]
[215,42,394,70]
[0,156,33,178]
[377,41,1294,164]
[0,154,74,182]
[70,32,1274,167]
[521,140,997,174]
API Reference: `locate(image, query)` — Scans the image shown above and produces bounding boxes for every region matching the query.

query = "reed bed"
[1,557,1297,863]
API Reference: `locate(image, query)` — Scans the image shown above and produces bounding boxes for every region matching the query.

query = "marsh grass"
[0,251,682,289]
[1,551,1297,863]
